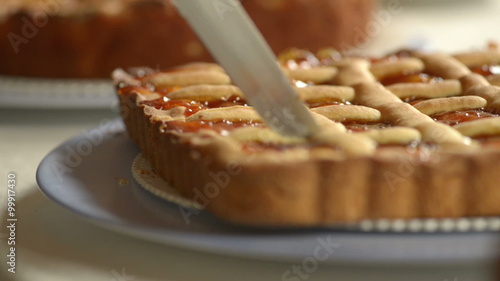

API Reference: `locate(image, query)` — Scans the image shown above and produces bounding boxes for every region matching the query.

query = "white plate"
[0,75,115,109]
[36,119,500,264]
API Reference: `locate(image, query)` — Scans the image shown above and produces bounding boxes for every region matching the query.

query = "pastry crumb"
[115,178,129,186]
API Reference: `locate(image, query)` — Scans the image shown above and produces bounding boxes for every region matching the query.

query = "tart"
[0,0,375,78]
[115,45,500,227]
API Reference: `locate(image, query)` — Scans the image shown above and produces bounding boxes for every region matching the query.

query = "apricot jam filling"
[306,100,350,108]
[279,48,320,69]
[381,72,442,86]
[431,109,499,126]
[344,122,391,133]
[141,96,249,117]
[241,142,337,153]
[469,65,500,76]
[476,135,500,147]
[405,98,427,105]
[142,99,204,116]
[166,120,263,134]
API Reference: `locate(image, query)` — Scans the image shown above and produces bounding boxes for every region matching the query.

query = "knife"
[173,0,319,138]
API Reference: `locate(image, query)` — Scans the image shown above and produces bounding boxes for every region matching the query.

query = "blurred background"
[0,0,498,79]
[0,0,376,78]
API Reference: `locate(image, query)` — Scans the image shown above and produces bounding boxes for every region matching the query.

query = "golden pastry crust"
[115,45,500,226]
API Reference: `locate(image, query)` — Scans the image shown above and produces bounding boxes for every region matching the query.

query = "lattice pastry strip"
[167,85,243,101]
[186,106,261,122]
[311,105,381,123]
[414,52,471,79]
[487,74,500,86]
[460,74,500,114]
[284,66,338,84]
[145,70,231,88]
[370,57,424,80]
[454,117,500,138]
[332,58,376,86]
[295,85,355,103]
[386,80,461,99]
[413,96,487,116]
[453,50,500,67]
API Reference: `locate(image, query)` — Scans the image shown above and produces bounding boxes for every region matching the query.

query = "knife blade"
[173,0,319,138]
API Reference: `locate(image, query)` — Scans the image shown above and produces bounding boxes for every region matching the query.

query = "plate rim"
[0,75,116,109]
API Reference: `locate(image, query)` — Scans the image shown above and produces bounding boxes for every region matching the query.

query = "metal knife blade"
[173,0,319,138]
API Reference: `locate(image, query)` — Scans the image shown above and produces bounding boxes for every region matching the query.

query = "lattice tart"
[115,45,500,227]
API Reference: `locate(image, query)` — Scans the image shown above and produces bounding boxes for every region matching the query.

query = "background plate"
[36,119,500,264]
[0,75,115,109]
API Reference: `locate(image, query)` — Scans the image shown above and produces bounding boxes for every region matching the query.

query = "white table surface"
[1,0,500,280]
